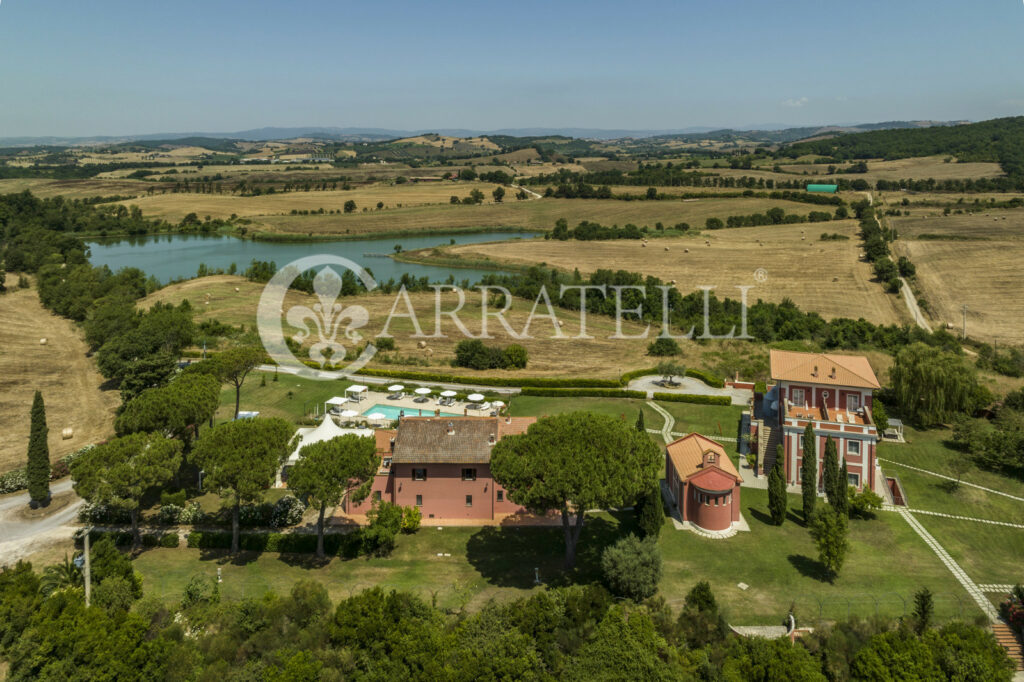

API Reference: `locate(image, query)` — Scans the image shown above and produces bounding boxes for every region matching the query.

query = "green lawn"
[878,425,1024,521]
[656,402,746,450]
[131,488,977,626]
[913,514,1024,587]
[213,371,359,425]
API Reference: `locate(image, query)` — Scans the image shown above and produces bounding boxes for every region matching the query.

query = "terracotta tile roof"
[688,466,740,492]
[769,349,880,389]
[374,429,397,455]
[391,416,536,464]
[666,433,740,484]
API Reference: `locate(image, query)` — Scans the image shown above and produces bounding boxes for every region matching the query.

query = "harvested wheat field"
[143,276,666,380]
[439,221,907,325]
[0,281,119,473]
[779,156,1005,182]
[891,212,1024,341]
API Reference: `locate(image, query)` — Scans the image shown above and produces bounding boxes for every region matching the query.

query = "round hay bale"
[641,242,646,247]
[61,427,73,440]
[832,277,839,282]
[417,340,427,349]
[39,338,47,345]
[664,247,669,251]
[425,348,433,356]
[234,287,240,292]
[684,248,689,253]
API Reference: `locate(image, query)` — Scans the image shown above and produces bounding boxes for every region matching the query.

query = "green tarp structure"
[806,184,838,193]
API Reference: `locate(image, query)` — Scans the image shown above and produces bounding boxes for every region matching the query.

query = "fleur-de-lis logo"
[257,255,378,380]
[286,267,369,368]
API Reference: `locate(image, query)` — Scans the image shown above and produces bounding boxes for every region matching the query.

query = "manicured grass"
[509,396,661,429]
[655,402,746,447]
[212,371,357,425]
[913,514,1024,587]
[131,488,977,625]
[879,425,1024,521]
[657,488,975,624]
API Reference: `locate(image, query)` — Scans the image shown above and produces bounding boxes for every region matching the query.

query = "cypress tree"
[635,485,664,539]
[800,424,817,522]
[27,390,51,506]
[823,436,839,504]
[834,456,850,517]
[635,410,645,433]
[768,444,787,525]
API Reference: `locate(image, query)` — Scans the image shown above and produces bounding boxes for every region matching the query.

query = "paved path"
[879,458,1024,503]
[897,508,999,622]
[647,401,675,444]
[628,375,751,406]
[979,584,1017,593]
[510,184,543,200]
[0,479,83,563]
[899,277,932,332]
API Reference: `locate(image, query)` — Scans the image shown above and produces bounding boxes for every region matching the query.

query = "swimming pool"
[361,403,462,420]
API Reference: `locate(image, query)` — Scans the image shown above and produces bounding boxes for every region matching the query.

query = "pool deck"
[333,390,496,421]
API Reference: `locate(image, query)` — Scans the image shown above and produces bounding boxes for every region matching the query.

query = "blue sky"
[1,0,1022,136]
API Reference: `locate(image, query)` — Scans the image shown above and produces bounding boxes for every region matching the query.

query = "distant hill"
[0,121,967,147]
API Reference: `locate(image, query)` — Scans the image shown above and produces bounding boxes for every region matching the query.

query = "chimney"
[488,433,496,445]
[505,415,512,424]
[812,365,818,377]
[389,437,395,452]
[830,366,836,379]
[447,421,455,435]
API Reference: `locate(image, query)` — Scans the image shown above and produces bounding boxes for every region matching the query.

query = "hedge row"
[685,369,725,388]
[652,393,732,406]
[519,388,647,399]
[354,367,621,388]
[186,530,361,557]
[75,529,179,548]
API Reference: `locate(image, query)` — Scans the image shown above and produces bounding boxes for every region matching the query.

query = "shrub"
[156,504,184,525]
[685,368,725,388]
[271,495,306,528]
[0,468,29,494]
[363,500,403,556]
[238,503,272,527]
[520,388,646,399]
[178,501,205,525]
[78,502,131,525]
[374,337,395,351]
[754,381,767,393]
[848,487,884,518]
[652,393,731,406]
[159,533,180,548]
[502,344,529,369]
[999,585,1024,637]
[647,337,681,356]
[401,505,421,533]
[160,490,187,507]
[871,398,889,432]
[600,534,662,601]
[354,367,621,388]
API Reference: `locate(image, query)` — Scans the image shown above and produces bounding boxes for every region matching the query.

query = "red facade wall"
[391,462,524,520]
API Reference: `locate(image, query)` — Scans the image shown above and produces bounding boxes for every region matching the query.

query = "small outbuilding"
[806,184,838,194]
[665,433,743,534]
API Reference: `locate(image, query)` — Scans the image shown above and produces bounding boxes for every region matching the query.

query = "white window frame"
[847,440,861,456]
[790,388,805,406]
[847,472,860,487]
[847,393,861,411]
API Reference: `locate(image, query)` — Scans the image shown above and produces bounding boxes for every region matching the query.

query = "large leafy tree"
[191,417,293,553]
[801,424,817,522]
[116,373,220,442]
[71,432,183,546]
[490,411,661,569]
[891,343,986,425]
[288,434,378,558]
[768,444,787,525]
[26,390,50,507]
[212,346,265,418]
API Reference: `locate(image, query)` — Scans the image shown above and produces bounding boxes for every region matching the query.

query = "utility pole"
[961,304,968,341]
[83,528,92,608]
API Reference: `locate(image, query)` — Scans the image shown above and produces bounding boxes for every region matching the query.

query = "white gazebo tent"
[345,385,369,402]
[278,414,372,486]
[324,396,349,414]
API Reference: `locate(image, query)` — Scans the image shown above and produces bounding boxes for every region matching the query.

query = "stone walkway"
[878,458,1024,503]
[896,508,999,622]
[730,625,789,639]
[647,401,676,444]
[630,376,752,406]
[979,584,1017,593]
[881,505,1024,529]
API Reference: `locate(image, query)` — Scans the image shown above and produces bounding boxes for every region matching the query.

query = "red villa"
[756,349,882,493]
[346,415,536,522]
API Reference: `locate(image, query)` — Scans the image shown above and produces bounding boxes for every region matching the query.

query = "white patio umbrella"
[366,412,387,420]
[388,384,405,392]
[440,390,457,397]
[414,387,432,395]
[467,393,485,402]
[491,400,505,408]
[340,409,359,418]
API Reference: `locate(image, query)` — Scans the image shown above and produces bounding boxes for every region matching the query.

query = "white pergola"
[324,396,349,414]
[345,385,369,402]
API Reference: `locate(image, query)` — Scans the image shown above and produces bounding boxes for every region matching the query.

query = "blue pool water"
[361,403,461,420]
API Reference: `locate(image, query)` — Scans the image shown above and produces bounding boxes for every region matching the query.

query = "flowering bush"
[78,502,131,525]
[0,468,29,495]
[178,501,205,525]
[271,495,306,528]
[157,504,184,525]
[999,585,1024,636]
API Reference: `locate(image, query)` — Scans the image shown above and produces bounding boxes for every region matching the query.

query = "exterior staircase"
[992,622,1023,671]
[759,423,782,476]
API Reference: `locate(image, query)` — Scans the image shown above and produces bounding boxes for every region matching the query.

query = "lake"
[86,231,537,284]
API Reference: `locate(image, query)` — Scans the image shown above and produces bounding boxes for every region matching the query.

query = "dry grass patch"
[103,182,504,221]
[0,178,148,199]
[780,156,1005,182]
[442,222,906,325]
[0,281,119,473]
